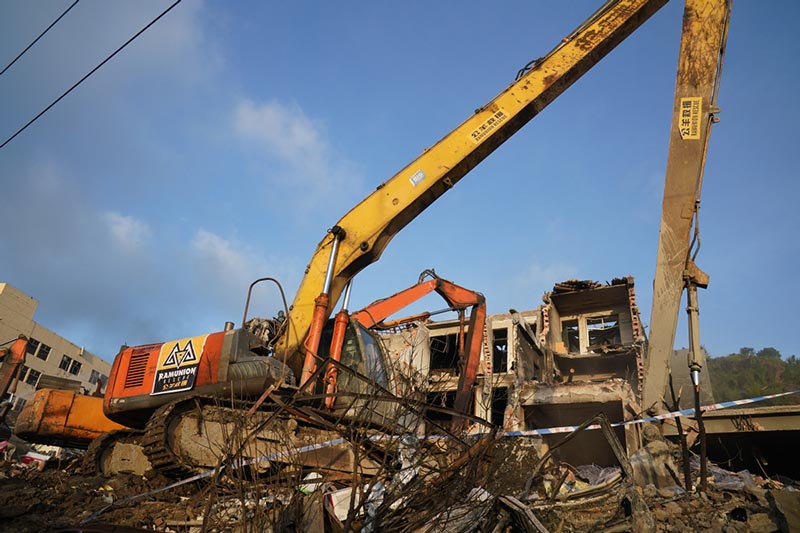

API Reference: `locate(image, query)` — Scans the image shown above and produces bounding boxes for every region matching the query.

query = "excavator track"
[141,396,272,478]
[141,398,203,478]
[83,429,150,476]
[138,394,382,479]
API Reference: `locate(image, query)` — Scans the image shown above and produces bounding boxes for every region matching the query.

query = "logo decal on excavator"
[151,334,208,395]
[678,97,702,140]
[162,340,198,368]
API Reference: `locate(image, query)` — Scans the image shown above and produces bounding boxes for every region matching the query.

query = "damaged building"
[376,277,650,467]
[517,277,646,466]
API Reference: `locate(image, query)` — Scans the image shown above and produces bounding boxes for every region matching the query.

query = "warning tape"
[501,388,800,437]
[80,387,800,524]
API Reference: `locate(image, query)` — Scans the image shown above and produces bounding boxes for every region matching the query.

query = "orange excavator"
[14,389,127,449]
[103,268,486,428]
[17,0,675,475]
[17,270,486,474]
[0,336,28,430]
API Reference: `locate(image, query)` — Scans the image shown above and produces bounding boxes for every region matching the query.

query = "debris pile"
[1,409,799,533]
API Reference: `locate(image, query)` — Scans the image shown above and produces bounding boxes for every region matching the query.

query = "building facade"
[0,283,111,410]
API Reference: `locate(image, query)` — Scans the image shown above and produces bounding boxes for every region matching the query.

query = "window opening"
[492,327,509,373]
[430,333,460,371]
[562,319,580,353]
[36,343,51,361]
[25,369,41,387]
[59,355,72,371]
[25,338,40,356]
[491,387,509,427]
[587,314,621,350]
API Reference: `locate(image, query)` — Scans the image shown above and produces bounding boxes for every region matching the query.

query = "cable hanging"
[0,0,182,151]
[0,0,80,77]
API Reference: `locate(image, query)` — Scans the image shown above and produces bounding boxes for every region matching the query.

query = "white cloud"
[233,99,361,206]
[189,228,298,314]
[235,99,325,164]
[191,228,259,282]
[104,212,152,253]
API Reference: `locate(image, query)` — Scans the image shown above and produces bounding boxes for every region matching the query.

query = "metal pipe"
[693,370,707,492]
[686,279,707,492]
[340,280,352,311]
[322,226,345,294]
[301,227,346,392]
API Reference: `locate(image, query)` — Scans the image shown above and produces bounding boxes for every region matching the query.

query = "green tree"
[708,346,799,406]
[757,347,782,359]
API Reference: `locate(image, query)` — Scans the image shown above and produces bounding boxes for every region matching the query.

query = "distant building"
[0,283,111,411]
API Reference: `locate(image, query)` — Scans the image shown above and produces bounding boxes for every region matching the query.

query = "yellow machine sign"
[151,334,208,395]
[678,97,702,140]
[470,108,508,143]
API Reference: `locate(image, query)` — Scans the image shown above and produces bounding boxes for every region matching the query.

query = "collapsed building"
[382,274,800,480]
[380,276,650,467]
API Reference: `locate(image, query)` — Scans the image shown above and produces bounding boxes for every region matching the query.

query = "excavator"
[15,0,731,476]
[0,336,28,434]
[92,0,672,476]
[92,270,485,475]
[18,269,486,474]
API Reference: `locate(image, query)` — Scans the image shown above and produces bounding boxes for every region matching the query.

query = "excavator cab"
[316,319,398,425]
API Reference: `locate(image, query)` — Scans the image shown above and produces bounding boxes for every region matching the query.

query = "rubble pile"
[0,430,797,533]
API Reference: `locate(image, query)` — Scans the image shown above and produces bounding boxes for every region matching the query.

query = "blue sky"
[1,1,799,364]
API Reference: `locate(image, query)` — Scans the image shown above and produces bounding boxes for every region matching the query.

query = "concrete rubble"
[0,429,798,532]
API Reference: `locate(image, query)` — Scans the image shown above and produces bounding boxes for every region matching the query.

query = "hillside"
[708,347,800,406]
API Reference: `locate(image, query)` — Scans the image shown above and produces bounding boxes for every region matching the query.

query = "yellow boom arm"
[280,0,669,376]
[642,0,731,412]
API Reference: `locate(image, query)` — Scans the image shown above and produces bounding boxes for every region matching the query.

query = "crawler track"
[141,398,202,478]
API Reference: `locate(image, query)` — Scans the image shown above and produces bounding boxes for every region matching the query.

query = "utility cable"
[0,0,182,151]
[0,0,80,77]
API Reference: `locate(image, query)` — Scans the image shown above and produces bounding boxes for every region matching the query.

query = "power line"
[0,0,182,151]
[0,0,80,77]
